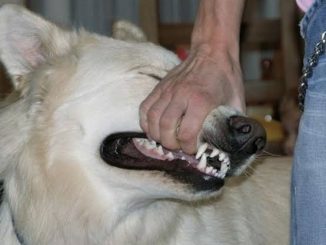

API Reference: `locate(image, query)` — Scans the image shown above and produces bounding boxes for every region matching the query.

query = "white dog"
[0,5,290,245]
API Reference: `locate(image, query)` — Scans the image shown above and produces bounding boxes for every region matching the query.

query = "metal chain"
[299,31,326,111]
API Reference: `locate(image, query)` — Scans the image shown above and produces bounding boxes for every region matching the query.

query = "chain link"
[299,31,326,111]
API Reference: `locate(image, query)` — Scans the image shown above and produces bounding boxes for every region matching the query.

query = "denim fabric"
[292,0,326,244]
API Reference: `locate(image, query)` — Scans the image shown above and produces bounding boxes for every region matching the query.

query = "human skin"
[139,0,246,154]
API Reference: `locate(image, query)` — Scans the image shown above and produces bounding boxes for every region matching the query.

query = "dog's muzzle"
[99,115,266,192]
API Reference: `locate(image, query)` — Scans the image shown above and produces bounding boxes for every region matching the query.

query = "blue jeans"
[292,0,326,244]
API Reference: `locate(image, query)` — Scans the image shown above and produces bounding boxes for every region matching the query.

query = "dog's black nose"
[228,115,266,154]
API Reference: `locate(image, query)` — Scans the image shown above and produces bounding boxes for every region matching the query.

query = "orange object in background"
[175,45,189,61]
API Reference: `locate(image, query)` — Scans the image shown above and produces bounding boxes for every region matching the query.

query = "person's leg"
[292,1,326,244]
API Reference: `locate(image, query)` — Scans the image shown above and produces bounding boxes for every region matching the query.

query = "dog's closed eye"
[139,72,162,81]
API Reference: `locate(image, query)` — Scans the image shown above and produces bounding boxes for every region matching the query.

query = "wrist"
[185,42,245,113]
[190,40,240,63]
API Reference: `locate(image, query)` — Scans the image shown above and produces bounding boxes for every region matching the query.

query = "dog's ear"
[112,20,147,42]
[0,4,74,90]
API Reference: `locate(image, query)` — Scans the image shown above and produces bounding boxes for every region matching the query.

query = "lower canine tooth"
[219,152,226,161]
[223,158,230,164]
[198,153,207,170]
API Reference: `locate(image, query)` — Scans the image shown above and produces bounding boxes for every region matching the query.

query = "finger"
[146,92,172,142]
[139,87,162,133]
[159,96,188,150]
[177,99,214,154]
[229,94,246,113]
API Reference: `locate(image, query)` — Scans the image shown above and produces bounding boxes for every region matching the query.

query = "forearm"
[191,0,246,59]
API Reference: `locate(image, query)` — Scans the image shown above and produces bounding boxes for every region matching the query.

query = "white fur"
[0,5,290,245]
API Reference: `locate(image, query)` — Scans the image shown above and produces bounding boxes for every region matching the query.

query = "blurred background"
[0,0,304,156]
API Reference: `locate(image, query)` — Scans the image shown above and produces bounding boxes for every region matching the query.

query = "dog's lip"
[99,132,225,179]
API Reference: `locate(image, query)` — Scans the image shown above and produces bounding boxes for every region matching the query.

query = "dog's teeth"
[157,145,164,155]
[196,143,208,159]
[165,152,174,161]
[223,158,230,164]
[134,138,144,145]
[221,162,228,172]
[218,152,226,161]
[210,148,220,158]
[206,166,214,174]
[198,153,207,170]
[216,160,231,179]
[144,139,156,149]
[139,139,146,145]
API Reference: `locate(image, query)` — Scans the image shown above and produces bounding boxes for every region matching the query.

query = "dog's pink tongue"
[132,138,198,163]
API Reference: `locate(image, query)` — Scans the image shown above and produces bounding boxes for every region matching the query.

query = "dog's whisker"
[260,150,284,157]
[242,165,265,179]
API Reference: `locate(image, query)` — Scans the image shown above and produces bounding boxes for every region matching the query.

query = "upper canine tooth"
[196,143,208,159]
[210,148,220,158]
[198,153,207,170]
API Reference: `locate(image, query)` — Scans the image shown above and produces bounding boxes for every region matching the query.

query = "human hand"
[139,48,245,154]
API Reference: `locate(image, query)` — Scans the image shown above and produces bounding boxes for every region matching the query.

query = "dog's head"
[0,5,266,207]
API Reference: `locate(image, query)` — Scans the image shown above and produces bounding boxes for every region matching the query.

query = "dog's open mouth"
[100,132,231,181]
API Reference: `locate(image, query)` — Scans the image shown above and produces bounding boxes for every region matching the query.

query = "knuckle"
[178,128,197,143]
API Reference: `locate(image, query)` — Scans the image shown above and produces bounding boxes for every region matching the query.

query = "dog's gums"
[132,139,231,178]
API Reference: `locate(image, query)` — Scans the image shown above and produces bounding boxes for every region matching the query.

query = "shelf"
[245,80,284,104]
[241,20,281,49]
